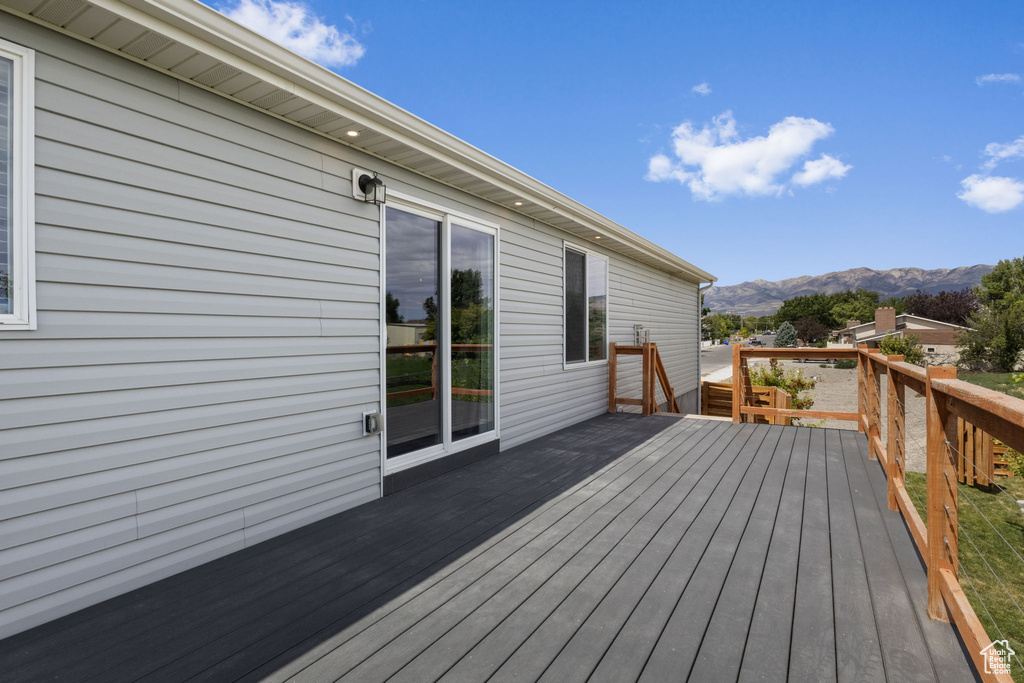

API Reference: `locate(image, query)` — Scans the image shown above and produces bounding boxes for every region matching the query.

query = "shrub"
[878,333,924,366]
[834,359,857,370]
[774,322,797,348]
[748,358,816,410]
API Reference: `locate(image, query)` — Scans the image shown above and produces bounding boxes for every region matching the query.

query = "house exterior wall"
[0,17,702,638]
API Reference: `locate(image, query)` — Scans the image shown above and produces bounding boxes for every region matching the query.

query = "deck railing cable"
[958,550,1024,672]
[730,343,1024,680]
[889,389,1024,671]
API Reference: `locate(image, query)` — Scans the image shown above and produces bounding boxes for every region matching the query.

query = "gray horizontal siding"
[0,16,383,639]
[497,219,700,449]
[0,13,705,640]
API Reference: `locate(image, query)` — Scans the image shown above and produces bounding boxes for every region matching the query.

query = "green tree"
[960,257,1024,371]
[700,293,713,341]
[385,291,403,324]
[706,313,734,341]
[878,333,924,366]
[422,268,493,343]
[743,316,759,332]
[776,289,901,331]
[774,321,798,348]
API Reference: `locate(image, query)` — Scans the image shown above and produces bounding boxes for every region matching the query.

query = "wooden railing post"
[608,342,617,413]
[642,342,654,416]
[926,365,959,622]
[731,343,742,423]
[867,349,884,461]
[886,354,905,511]
[431,347,439,400]
[856,344,868,433]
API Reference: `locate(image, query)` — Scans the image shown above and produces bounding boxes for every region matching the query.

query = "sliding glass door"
[384,205,497,468]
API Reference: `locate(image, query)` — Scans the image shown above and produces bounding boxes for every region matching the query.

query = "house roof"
[0,0,716,284]
[835,313,970,336]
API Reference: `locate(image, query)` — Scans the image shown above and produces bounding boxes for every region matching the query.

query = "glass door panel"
[450,225,495,441]
[385,207,442,458]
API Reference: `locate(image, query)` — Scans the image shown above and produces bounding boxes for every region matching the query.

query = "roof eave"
[85,0,716,283]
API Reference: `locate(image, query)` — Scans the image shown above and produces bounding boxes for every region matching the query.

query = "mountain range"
[705,265,995,317]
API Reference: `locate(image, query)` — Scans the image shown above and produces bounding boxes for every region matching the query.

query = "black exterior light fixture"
[357,171,386,205]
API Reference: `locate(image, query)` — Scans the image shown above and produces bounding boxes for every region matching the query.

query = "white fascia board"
[91,0,715,284]
[899,314,968,330]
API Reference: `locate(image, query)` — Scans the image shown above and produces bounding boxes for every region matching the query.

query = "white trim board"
[0,37,36,331]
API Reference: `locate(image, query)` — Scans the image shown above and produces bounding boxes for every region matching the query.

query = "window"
[0,39,35,330]
[564,242,608,365]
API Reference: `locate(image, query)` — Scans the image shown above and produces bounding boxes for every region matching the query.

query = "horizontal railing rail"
[384,343,494,401]
[731,342,1020,682]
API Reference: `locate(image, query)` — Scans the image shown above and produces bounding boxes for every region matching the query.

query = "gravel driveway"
[749,359,929,472]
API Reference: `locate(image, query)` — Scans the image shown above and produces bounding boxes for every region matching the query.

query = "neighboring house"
[0,0,714,638]
[385,322,429,347]
[832,307,968,363]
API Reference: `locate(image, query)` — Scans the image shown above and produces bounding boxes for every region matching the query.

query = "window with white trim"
[564,242,608,365]
[0,38,35,330]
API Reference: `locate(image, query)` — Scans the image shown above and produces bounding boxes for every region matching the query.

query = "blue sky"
[215,0,1024,286]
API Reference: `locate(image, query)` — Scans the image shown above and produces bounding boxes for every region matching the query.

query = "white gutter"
[697,282,715,413]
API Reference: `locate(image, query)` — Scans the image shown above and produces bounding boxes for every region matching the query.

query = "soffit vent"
[250,89,294,109]
[194,63,241,87]
[34,0,86,26]
[121,31,172,60]
[301,111,341,128]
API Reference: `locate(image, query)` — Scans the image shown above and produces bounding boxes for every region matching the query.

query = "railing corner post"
[731,343,743,423]
[608,342,617,413]
[857,344,868,433]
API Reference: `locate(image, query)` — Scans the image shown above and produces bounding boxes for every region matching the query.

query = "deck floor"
[0,415,977,682]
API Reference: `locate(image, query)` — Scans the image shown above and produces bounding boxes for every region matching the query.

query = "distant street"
[700,334,774,375]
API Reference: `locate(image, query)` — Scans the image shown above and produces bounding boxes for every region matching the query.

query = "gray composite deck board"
[0,415,978,682]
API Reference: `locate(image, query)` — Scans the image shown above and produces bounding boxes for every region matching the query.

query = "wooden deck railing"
[731,343,1022,682]
[608,342,681,415]
[702,380,791,424]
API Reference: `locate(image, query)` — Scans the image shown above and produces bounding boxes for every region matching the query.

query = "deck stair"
[607,342,681,415]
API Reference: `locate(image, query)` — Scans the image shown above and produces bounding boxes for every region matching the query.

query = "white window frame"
[379,191,501,478]
[0,38,35,331]
[562,241,609,369]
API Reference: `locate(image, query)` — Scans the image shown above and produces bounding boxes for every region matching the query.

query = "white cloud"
[792,154,852,186]
[982,135,1024,170]
[692,82,712,96]
[646,110,845,200]
[957,174,1024,213]
[975,73,1021,86]
[219,0,365,67]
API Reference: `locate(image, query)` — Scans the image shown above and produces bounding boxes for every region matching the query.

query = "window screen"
[564,248,586,363]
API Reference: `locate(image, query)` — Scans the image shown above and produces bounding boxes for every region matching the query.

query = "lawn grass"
[905,472,1024,680]
[962,372,1024,401]
[386,353,494,407]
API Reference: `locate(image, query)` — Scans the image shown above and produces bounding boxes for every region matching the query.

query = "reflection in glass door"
[384,208,442,458]
[384,206,498,464]
[451,225,495,441]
